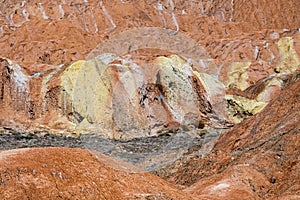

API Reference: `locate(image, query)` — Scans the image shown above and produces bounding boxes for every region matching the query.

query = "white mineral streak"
[168,0,179,35]
[37,3,49,20]
[230,0,234,22]
[211,182,230,192]
[20,1,26,7]
[58,4,65,19]
[157,2,167,29]
[254,46,260,60]
[22,9,30,21]
[7,59,29,93]
[99,1,116,33]
[90,9,98,33]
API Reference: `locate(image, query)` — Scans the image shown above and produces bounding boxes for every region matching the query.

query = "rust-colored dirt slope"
[1,0,299,69]
[0,147,193,200]
[157,72,300,199]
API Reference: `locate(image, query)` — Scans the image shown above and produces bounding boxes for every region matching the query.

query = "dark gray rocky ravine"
[0,127,229,172]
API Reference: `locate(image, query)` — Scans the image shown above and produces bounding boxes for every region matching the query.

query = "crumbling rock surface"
[0,147,193,200]
[156,72,300,199]
[0,39,299,137]
[0,0,299,68]
[0,53,232,138]
[0,0,300,137]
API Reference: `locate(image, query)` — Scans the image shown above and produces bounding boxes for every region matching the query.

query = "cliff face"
[0,0,299,137]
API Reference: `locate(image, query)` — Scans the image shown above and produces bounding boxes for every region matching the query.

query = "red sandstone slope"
[157,73,300,199]
[0,147,193,200]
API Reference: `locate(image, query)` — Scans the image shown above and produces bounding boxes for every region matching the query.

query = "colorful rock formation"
[1,53,230,138]
[0,0,300,199]
[0,0,299,137]
[1,35,299,137]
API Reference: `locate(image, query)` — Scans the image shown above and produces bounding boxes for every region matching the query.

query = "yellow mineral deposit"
[225,95,267,124]
[275,37,300,73]
[223,36,300,124]
[227,61,251,91]
[60,59,113,136]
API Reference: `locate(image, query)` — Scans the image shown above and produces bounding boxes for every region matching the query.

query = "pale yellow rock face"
[275,37,300,73]
[225,37,299,92]
[193,71,226,120]
[59,54,229,138]
[60,59,113,136]
[156,55,197,122]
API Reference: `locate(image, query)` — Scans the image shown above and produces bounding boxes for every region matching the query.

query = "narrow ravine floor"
[0,127,229,172]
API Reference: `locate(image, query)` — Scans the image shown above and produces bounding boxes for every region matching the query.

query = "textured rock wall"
[51,54,228,138]
[0,0,298,68]
[0,0,299,137]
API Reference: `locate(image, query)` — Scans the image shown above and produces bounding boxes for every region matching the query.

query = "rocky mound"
[0,147,193,200]
[156,72,300,199]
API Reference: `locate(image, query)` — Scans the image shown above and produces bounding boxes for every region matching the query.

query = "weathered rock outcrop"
[58,54,229,137]
[0,53,230,138]
[156,72,300,199]
[0,147,193,200]
[0,0,299,137]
